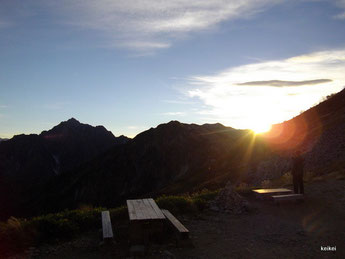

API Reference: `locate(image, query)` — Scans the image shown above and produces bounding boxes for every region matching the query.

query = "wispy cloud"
[334,0,345,19]
[161,112,186,116]
[184,48,345,129]
[162,99,196,105]
[237,79,332,87]
[48,0,280,52]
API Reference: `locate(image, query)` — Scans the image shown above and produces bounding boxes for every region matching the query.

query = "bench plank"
[142,198,159,219]
[272,194,304,202]
[101,211,114,239]
[162,209,189,239]
[253,188,293,200]
[148,198,165,219]
[252,188,293,194]
[127,200,138,220]
[136,199,151,220]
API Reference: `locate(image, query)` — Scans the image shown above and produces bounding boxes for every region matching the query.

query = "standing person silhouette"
[292,151,304,194]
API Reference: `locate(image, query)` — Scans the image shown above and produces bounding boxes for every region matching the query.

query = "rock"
[162,250,176,259]
[209,205,220,212]
[210,181,250,214]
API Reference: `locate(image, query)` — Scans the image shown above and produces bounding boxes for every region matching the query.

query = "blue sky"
[1,0,345,138]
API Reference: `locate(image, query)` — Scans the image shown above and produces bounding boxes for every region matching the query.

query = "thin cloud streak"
[48,0,281,52]
[237,79,332,87]
[335,0,345,19]
[184,48,345,130]
[161,112,186,116]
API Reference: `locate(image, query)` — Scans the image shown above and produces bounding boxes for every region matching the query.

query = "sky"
[1,0,345,138]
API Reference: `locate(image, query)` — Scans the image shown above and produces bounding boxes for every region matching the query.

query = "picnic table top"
[127,198,166,221]
[252,188,293,194]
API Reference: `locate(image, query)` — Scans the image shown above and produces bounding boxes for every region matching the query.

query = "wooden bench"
[101,211,114,241]
[272,194,304,204]
[252,188,293,200]
[161,209,189,240]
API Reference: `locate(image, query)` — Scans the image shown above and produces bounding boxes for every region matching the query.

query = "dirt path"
[10,178,344,258]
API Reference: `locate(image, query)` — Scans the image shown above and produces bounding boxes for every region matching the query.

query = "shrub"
[109,206,128,221]
[156,195,196,214]
[191,189,220,201]
[192,197,207,211]
[0,217,29,254]
[235,182,252,194]
[31,215,78,240]
[260,179,271,188]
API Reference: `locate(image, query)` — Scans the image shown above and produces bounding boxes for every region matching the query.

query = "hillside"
[0,118,129,220]
[246,88,345,184]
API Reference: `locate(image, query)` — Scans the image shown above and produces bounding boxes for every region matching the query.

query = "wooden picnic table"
[127,198,166,245]
[127,198,165,221]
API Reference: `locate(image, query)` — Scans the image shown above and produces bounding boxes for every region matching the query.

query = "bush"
[31,215,79,240]
[0,217,30,255]
[156,195,196,214]
[191,189,220,201]
[192,197,207,211]
[235,182,252,194]
[109,206,128,221]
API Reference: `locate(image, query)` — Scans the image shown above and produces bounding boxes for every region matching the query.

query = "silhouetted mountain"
[42,121,266,212]
[2,88,345,219]
[0,118,129,219]
[0,138,8,142]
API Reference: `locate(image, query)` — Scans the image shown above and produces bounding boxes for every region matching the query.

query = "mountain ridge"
[0,118,130,220]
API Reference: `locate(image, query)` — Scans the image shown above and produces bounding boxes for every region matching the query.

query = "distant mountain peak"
[66,117,80,124]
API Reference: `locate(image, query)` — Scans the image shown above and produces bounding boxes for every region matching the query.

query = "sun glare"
[251,123,272,134]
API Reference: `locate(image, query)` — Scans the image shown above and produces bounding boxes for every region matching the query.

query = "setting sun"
[251,123,272,134]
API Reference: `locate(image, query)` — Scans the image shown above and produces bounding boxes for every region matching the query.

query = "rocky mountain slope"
[246,88,345,184]
[0,118,129,220]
